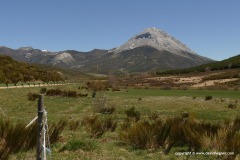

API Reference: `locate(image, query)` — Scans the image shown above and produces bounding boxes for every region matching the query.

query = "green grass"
[1,84,240,159]
[108,88,240,99]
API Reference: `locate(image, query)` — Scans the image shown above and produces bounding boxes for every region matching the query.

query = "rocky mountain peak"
[112,27,197,57]
[17,46,34,51]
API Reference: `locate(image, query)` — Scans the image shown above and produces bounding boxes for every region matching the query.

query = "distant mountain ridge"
[0,27,213,73]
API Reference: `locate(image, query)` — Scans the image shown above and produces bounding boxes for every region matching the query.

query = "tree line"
[156,54,240,75]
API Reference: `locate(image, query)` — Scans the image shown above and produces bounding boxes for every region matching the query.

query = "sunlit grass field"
[0,84,239,159]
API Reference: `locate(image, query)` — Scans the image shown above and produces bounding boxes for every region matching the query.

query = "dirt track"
[0,83,66,89]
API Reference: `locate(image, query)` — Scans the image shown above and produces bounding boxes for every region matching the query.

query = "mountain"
[113,27,196,56]
[0,27,213,73]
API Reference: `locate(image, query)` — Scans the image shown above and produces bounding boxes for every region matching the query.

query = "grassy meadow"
[0,84,240,159]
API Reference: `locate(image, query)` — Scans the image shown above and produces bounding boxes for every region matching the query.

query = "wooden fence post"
[37,95,44,160]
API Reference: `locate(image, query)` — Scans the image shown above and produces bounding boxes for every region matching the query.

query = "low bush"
[59,139,98,152]
[46,89,62,96]
[161,84,172,90]
[78,93,88,97]
[93,94,115,114]
[46,89,79,98]
[205,95,213,100]
[27,92,39,101]
[228,103,237,109]
[40,87,47,94]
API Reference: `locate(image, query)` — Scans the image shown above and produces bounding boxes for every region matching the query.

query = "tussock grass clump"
[68,120,81,131]
[93,94,115,114]
[119,120,171,150]
[125,107,141,122]
[27,92,39,101]
[82,115,117,138]
[201,117,240,159]
[119,113,240,156]
[60,139,98,152]
[119,114,240,158]
[48,120,67,143]
[0,118,66,160]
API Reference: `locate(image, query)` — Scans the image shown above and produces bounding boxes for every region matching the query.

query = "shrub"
[205,96,213,100]
[228,103,237,109]
[46,89,62,96]
[64,90,77,98]
[93,94,115,114]
[180,84,189,90]
[86,81,108,91]
[40,87,47,94]
[112,87,120,92]
[82,115,117,138]
[27,92,39,101]
[78,93,88,97]
[60,139,97,152]
[125,107,141,122]
[161,84,172,90]
[46,89,78,98]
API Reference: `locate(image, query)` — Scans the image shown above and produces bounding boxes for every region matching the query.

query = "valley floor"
[0,84,239,160]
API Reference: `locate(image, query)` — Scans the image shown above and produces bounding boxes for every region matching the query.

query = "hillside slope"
[157,54,240,75]
[0,55,63,83]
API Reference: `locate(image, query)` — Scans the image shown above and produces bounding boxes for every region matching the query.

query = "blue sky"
[0,0,240,60]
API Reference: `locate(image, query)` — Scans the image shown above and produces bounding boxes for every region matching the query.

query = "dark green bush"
[205,95,213,100]
[40,87,47,94]
[60,139,98,152]
[27,92,39,101]
[46,89,78,98]
[228,103,237,109]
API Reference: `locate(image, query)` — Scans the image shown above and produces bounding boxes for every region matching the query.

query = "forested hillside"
[0,55,63,83]
[157,54,240,75]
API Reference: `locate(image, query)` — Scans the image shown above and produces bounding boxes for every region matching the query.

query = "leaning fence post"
[37,95,44,160]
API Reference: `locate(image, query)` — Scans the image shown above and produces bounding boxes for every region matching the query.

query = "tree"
[0,70,5,83]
